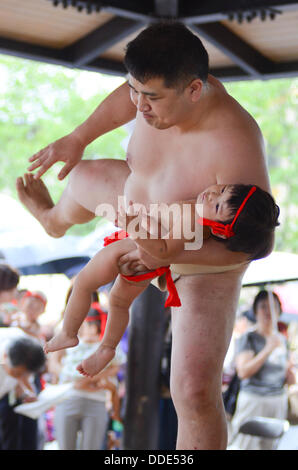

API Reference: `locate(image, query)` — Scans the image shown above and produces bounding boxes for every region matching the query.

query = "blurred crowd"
[1,260,298,451]
[224,289,298,450]
[0,262,125,450]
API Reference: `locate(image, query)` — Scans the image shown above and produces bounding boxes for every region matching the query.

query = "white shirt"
[0,327,27,399]
[58,340,125,402]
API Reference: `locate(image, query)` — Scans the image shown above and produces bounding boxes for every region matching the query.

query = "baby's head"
[197,184,280,260]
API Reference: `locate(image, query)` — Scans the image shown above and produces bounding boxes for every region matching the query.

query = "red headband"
[24,291,47,306]
[197,186,257,238]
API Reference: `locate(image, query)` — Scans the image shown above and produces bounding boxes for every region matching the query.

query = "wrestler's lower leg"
[171,375,228,450]
[169,272,240,450]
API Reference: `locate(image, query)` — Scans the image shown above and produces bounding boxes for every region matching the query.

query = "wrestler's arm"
[123,200,198,260]
[119,213,248,269]
[28,81,136,179]
[132,221,187,260]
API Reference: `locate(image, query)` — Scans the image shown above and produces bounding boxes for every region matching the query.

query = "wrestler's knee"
[171,368,219,414]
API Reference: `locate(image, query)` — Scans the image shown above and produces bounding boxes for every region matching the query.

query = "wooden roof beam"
[154,0,179,17]
[46,0,153,22]
[191,22,274,78]
[66,16,145,67]
[211,61,298,81]
[0,35,126,76]
[180,0,298,24]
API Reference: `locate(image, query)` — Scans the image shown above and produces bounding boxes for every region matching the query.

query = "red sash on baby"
[103,230,181,308]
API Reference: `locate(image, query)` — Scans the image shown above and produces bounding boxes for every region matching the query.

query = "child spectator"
[13,290,47,338]
[0,328,46,449]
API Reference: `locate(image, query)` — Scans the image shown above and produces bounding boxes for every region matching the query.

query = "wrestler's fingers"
[27,157,45,172]
[119,251,138,265]
[28,146,48,162]
[58,163,74,180]
[33,158,56,179]
[133,264,147,272]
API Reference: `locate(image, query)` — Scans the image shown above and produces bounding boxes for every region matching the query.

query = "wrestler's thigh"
[170,272,242,390]
[68,158,130,214]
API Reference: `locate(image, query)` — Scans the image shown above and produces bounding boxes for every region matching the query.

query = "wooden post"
[123,284,167,450]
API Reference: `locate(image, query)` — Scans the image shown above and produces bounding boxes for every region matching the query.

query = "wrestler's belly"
[123,168,200,207]
[123,173,150,206]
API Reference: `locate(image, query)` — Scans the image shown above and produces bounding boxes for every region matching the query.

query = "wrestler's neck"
[174,78,224,133]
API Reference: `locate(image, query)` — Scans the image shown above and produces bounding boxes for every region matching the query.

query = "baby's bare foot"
[76,345,115,377]
[16,173,67,238]
[44,331,79,353]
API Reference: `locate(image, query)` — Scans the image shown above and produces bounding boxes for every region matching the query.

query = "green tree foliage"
[0,54,127,235]
[225,79,298,252]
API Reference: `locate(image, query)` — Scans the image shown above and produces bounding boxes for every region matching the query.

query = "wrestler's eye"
[216,204,219,212]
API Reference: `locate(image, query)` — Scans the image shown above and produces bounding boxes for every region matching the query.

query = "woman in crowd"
[229,290,296,450]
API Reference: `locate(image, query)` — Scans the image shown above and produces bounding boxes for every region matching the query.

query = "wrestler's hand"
[116,202,162,240]
[119,246,162,271]
[27,132,85,180]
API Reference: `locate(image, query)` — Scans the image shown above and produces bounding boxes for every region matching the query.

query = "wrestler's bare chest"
[124,120,215,206]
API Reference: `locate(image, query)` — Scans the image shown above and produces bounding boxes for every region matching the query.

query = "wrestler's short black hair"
[124,21,209,89]
[7,337,46,373]
[214,184,280,261]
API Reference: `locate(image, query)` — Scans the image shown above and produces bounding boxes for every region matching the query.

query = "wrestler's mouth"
[143,113,153,119]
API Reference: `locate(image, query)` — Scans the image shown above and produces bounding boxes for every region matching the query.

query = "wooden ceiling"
[0,0,297,81]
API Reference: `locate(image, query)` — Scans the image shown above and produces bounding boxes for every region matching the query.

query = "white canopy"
[242,251,298,287]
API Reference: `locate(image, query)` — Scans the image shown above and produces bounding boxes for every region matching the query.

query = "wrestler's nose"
[137,95,151,112]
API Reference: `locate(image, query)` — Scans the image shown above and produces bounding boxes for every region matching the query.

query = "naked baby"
[44,183,279,378]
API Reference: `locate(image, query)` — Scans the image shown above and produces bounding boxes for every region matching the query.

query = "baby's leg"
[77,274,150,377]
[16,159,130,238]
[45,238,137,354]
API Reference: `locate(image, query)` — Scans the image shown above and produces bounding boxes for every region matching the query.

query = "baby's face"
[196,184,234,222]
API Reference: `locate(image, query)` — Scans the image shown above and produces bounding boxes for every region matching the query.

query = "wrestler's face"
[197,184,234,222]
[128,75,196,129]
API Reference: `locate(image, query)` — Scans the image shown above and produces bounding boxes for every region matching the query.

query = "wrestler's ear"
[188,79,204,102]
[210,228,227,239]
